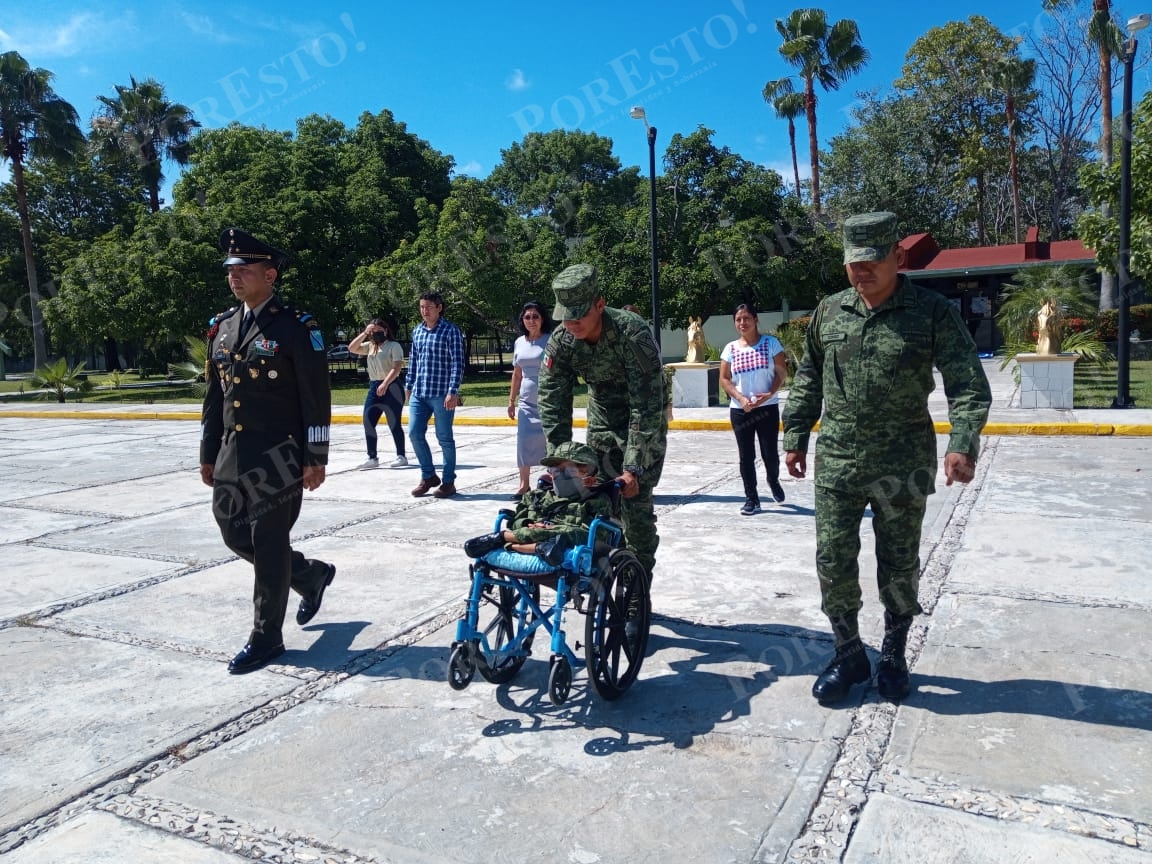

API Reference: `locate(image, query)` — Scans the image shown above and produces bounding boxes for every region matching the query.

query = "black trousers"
[730,403,780,503]
[363,379,406,459]
[212,436,328,647]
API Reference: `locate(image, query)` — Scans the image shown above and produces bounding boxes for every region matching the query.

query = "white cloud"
[180,12,241,44]
[454,160,484,177]
[0,11,136,58]
[505,68,530,92]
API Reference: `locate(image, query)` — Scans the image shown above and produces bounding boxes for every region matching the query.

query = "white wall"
[659,310,811,362]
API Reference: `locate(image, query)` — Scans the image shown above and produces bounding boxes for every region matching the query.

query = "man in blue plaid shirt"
[406,291,465,498]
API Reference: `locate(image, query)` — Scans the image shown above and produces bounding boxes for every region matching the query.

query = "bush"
[776,316,811,371]
[1095,304,1152,342]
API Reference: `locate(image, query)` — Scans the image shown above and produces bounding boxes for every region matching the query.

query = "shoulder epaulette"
[208,307,238,327]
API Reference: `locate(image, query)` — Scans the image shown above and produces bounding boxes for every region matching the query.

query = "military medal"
[249,368,260,379]
[268,370,278,379]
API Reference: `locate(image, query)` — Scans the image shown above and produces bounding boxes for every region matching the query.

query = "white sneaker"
[357,458,380,470]
[389,455,408,467]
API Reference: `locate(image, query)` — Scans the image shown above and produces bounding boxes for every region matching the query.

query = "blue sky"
[1,0,1146,196]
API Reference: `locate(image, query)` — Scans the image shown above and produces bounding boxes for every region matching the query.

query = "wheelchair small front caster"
[548,655,572,705]
[448,643,475,690]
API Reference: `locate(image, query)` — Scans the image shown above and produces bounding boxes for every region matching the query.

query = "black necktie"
[238,309,255,344]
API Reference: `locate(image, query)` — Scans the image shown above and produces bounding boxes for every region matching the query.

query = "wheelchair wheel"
[549,655,572,705]
[476,582,538,684]
[447,644,475,690]
[584,549,650,701]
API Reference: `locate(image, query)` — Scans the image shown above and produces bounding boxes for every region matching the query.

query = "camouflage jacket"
[781,276,991,494]
[538,307,667,476]
[507,485,616,545]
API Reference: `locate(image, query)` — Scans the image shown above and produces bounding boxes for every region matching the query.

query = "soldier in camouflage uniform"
[537,264,667,576]
[463,441,616,560]
[782,212,991,705]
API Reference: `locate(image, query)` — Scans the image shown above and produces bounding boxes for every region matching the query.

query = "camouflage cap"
[541,441,601,470]
[551,264,600,321]
[842,212,899,264]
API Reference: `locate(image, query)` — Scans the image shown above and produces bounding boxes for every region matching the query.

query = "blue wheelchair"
[448,506,651,706]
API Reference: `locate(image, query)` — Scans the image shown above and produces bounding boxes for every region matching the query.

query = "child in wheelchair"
[463,441,617,565]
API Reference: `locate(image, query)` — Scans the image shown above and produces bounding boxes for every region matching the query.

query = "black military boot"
[811,637,871,705]
[876,611,914,701]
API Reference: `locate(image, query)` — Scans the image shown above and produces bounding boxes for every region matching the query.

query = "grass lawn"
[0,370,590,408]
[1074,359,1152,408]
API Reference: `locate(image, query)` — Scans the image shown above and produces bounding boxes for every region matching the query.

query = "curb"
[2,410,1151,436]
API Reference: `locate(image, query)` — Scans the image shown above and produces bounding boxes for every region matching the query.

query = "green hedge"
[1096,304,1152,342]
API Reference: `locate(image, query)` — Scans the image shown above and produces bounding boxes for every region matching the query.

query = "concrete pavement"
[1,361,1151,863]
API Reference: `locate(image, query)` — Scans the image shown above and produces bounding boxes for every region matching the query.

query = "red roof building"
[898,227,1097,352]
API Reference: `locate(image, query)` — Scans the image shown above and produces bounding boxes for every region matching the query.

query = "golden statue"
[1036,299,1060,355]
[685,317,707,363]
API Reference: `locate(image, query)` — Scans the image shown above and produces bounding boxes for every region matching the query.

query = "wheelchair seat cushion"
[482,548,560,576]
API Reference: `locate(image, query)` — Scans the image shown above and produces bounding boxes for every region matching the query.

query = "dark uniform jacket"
[782,276,991,495]
[200,295,331,481]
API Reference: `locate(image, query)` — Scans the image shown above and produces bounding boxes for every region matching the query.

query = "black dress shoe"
[464,532,504,558]
[296,563,336,625]
[228,641,285,674]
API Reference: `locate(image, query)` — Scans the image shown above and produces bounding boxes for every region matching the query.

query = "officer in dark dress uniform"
[199,228,336,674]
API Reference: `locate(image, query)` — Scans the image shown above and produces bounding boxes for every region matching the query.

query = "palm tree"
[774,8,869,215]
[29,358,93,403]
[93,76,199,212]
[0,51,84,368]
[762,77,807,200]
[985,55,1037,243]
[996,265,1108,366]
[1044,0,1124,309]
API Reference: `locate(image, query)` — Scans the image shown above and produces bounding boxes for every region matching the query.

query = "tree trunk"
[11,158,48,369]
[788,118,802,200]
[1008,99,1022,243]
[148,183,161,213]
[975,172,987,246]
[104,338,122,372]
[804,76,821,215]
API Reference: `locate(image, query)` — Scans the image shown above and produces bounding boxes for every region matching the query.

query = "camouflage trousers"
[587,434,664,577]
[814,484,927,644]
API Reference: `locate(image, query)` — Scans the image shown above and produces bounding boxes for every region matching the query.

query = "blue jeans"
[408,395,456,484]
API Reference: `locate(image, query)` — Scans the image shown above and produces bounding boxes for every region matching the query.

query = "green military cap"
[842,212,899,264]
[541,441,601,469]
[551,263,600,321]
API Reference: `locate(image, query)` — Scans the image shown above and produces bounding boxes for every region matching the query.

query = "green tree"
[984,55,1037,242]
[1079,91,1152,290]
[29,357,92,402]
[774,8,869,215]
[1044,0,1125,310]
[487,129,638,238]
[823,92,964,244]
[762,76,806,199]
[0,51,84,367]
[1024,1,1106,241]
[93,76,199,213]
[996,264,1107,363]
[896,17,1025,245]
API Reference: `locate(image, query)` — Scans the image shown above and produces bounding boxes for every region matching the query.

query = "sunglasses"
[522,313,542,320]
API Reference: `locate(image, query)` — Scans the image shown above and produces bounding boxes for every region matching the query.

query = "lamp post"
[1114,13,1149,408]
[630,106,661,351]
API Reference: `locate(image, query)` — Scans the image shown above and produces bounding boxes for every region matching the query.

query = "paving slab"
[0,545,181,621]
[948,510,1152,603]
[889,593,1152,824]
[54,538,465,669]
[0,627,293,837]
[142,621,845,864]
[0,505,108,543]
[846,794,1152,864]
[17,471,211,518]
[0,811,250,864]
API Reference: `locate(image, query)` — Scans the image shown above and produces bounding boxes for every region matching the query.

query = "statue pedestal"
[1015,353,1077,409]
[668,362,720,408]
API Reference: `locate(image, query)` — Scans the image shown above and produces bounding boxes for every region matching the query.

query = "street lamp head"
[1128,12,1151,33]
[629,106,647,121]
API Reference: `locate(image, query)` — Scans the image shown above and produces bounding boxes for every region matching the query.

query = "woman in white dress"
[506,301,551,498]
